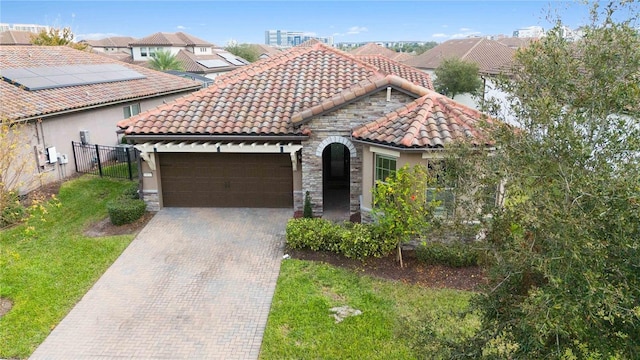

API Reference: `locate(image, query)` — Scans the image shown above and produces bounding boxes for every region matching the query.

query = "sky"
[0,1,610,45]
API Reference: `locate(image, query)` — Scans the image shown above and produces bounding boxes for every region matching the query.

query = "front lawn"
[260,259,479,359]
[0,176,136,358]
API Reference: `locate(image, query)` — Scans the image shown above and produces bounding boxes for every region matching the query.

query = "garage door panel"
[160,153,293,208]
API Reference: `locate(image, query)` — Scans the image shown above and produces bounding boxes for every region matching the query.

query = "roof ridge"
[215,44,318,86]
[460,38,484,60]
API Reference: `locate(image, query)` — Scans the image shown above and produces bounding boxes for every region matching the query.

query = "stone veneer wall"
[300,89,415,217]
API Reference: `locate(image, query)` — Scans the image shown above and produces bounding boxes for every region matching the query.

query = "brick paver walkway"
[30,208,290,360]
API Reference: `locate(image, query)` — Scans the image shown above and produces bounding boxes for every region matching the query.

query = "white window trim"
[370,146,399,158]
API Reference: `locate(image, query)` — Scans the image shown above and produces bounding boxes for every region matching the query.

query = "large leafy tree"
[433,57,483,99]
[30,27,88,51]
[147,50,184,71]
[447,1,640,358]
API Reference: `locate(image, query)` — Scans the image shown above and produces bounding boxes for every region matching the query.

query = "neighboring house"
[497,37,536,49]
[81,36,137,53]
[0,30,34,45]
[117,43,493,221]
[248,43,281,59]
[127,32,249,79]
[0,45,201,192]
[349,43,415,63]
[405,38,516,110]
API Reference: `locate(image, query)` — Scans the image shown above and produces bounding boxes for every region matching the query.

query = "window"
[140,47,147,57]
[375,155,396,183]
[426,160,456,217]
[123,103,141,118]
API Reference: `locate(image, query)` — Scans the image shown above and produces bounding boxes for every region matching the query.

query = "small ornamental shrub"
[303,191,313,218]
[107,197,146,226]
[416,241,480,268]
[122,182,139,199]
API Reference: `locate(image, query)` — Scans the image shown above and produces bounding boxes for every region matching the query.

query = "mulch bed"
[286,248,487,291]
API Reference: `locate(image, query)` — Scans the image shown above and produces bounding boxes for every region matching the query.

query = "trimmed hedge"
[286,218,396,260]
[122,182,140,199]
[415,240,481,267]
[107,197,146,226]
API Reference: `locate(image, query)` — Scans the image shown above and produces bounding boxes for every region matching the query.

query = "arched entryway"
[322,143,350,219]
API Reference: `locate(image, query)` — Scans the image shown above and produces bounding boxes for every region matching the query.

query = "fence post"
[95,144,103,177]
[72,141,79,173]
[126,147,133,180]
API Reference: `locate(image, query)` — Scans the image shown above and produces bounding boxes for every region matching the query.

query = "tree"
[224,41,259,63]
[372,164,441,267]
[147,50,184,71]
[446,1,640,358]
[0,118,41,226]
[30,27,88,51]
[433,58,483,99]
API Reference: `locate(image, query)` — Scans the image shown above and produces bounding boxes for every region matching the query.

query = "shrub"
[122,182,139,199]
[0,191,26,228]
[416,240,480,267]
[303,191,313,218]
[339,223,396,260]
[107,197,146,226]
[286,219,396,260]
[286,218,343,252]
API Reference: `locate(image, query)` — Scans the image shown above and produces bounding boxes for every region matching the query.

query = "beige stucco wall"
[15,93,189,190]
[361,147,441,213]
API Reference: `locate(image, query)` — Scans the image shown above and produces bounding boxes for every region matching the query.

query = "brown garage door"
[159,153,293,208]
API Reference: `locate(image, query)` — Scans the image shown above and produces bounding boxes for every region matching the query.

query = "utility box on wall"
[80,130,90,145]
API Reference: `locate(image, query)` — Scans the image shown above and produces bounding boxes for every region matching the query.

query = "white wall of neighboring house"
[131,46,183,61]
[423,69,515,124]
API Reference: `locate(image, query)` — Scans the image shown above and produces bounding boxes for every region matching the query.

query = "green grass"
[0,176,136,358]
[260,259,479,360]
[97,161,138,179]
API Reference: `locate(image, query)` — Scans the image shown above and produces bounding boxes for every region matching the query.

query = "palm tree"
[148,50,184,71]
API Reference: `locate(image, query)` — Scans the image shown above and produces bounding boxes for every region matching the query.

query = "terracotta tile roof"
[405,38,515,75]
[349,43,398,58]
[354,55,433,90]
[1,46,202,122]
[392,52,415,63]
[349,43,414,63]
[118,43,490,149]
[0,30,33,45]
[84,36,137,48]
[130,32,213,47]
[248,44,281,57]
[353,90,493,148]
[119,43,386,135]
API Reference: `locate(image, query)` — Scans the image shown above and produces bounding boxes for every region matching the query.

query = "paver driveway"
[30,208,290,360]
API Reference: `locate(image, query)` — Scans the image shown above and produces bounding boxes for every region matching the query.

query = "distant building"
[265,30,333,47]
[0,23,51,34]
[513,26,545,38]
[337,40,430,49]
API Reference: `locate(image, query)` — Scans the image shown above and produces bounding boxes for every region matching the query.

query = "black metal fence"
[72,141,138,180]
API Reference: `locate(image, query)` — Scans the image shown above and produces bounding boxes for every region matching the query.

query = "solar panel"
[1,64,146,91]
[196,59,229,68]
[218,52,247,66]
